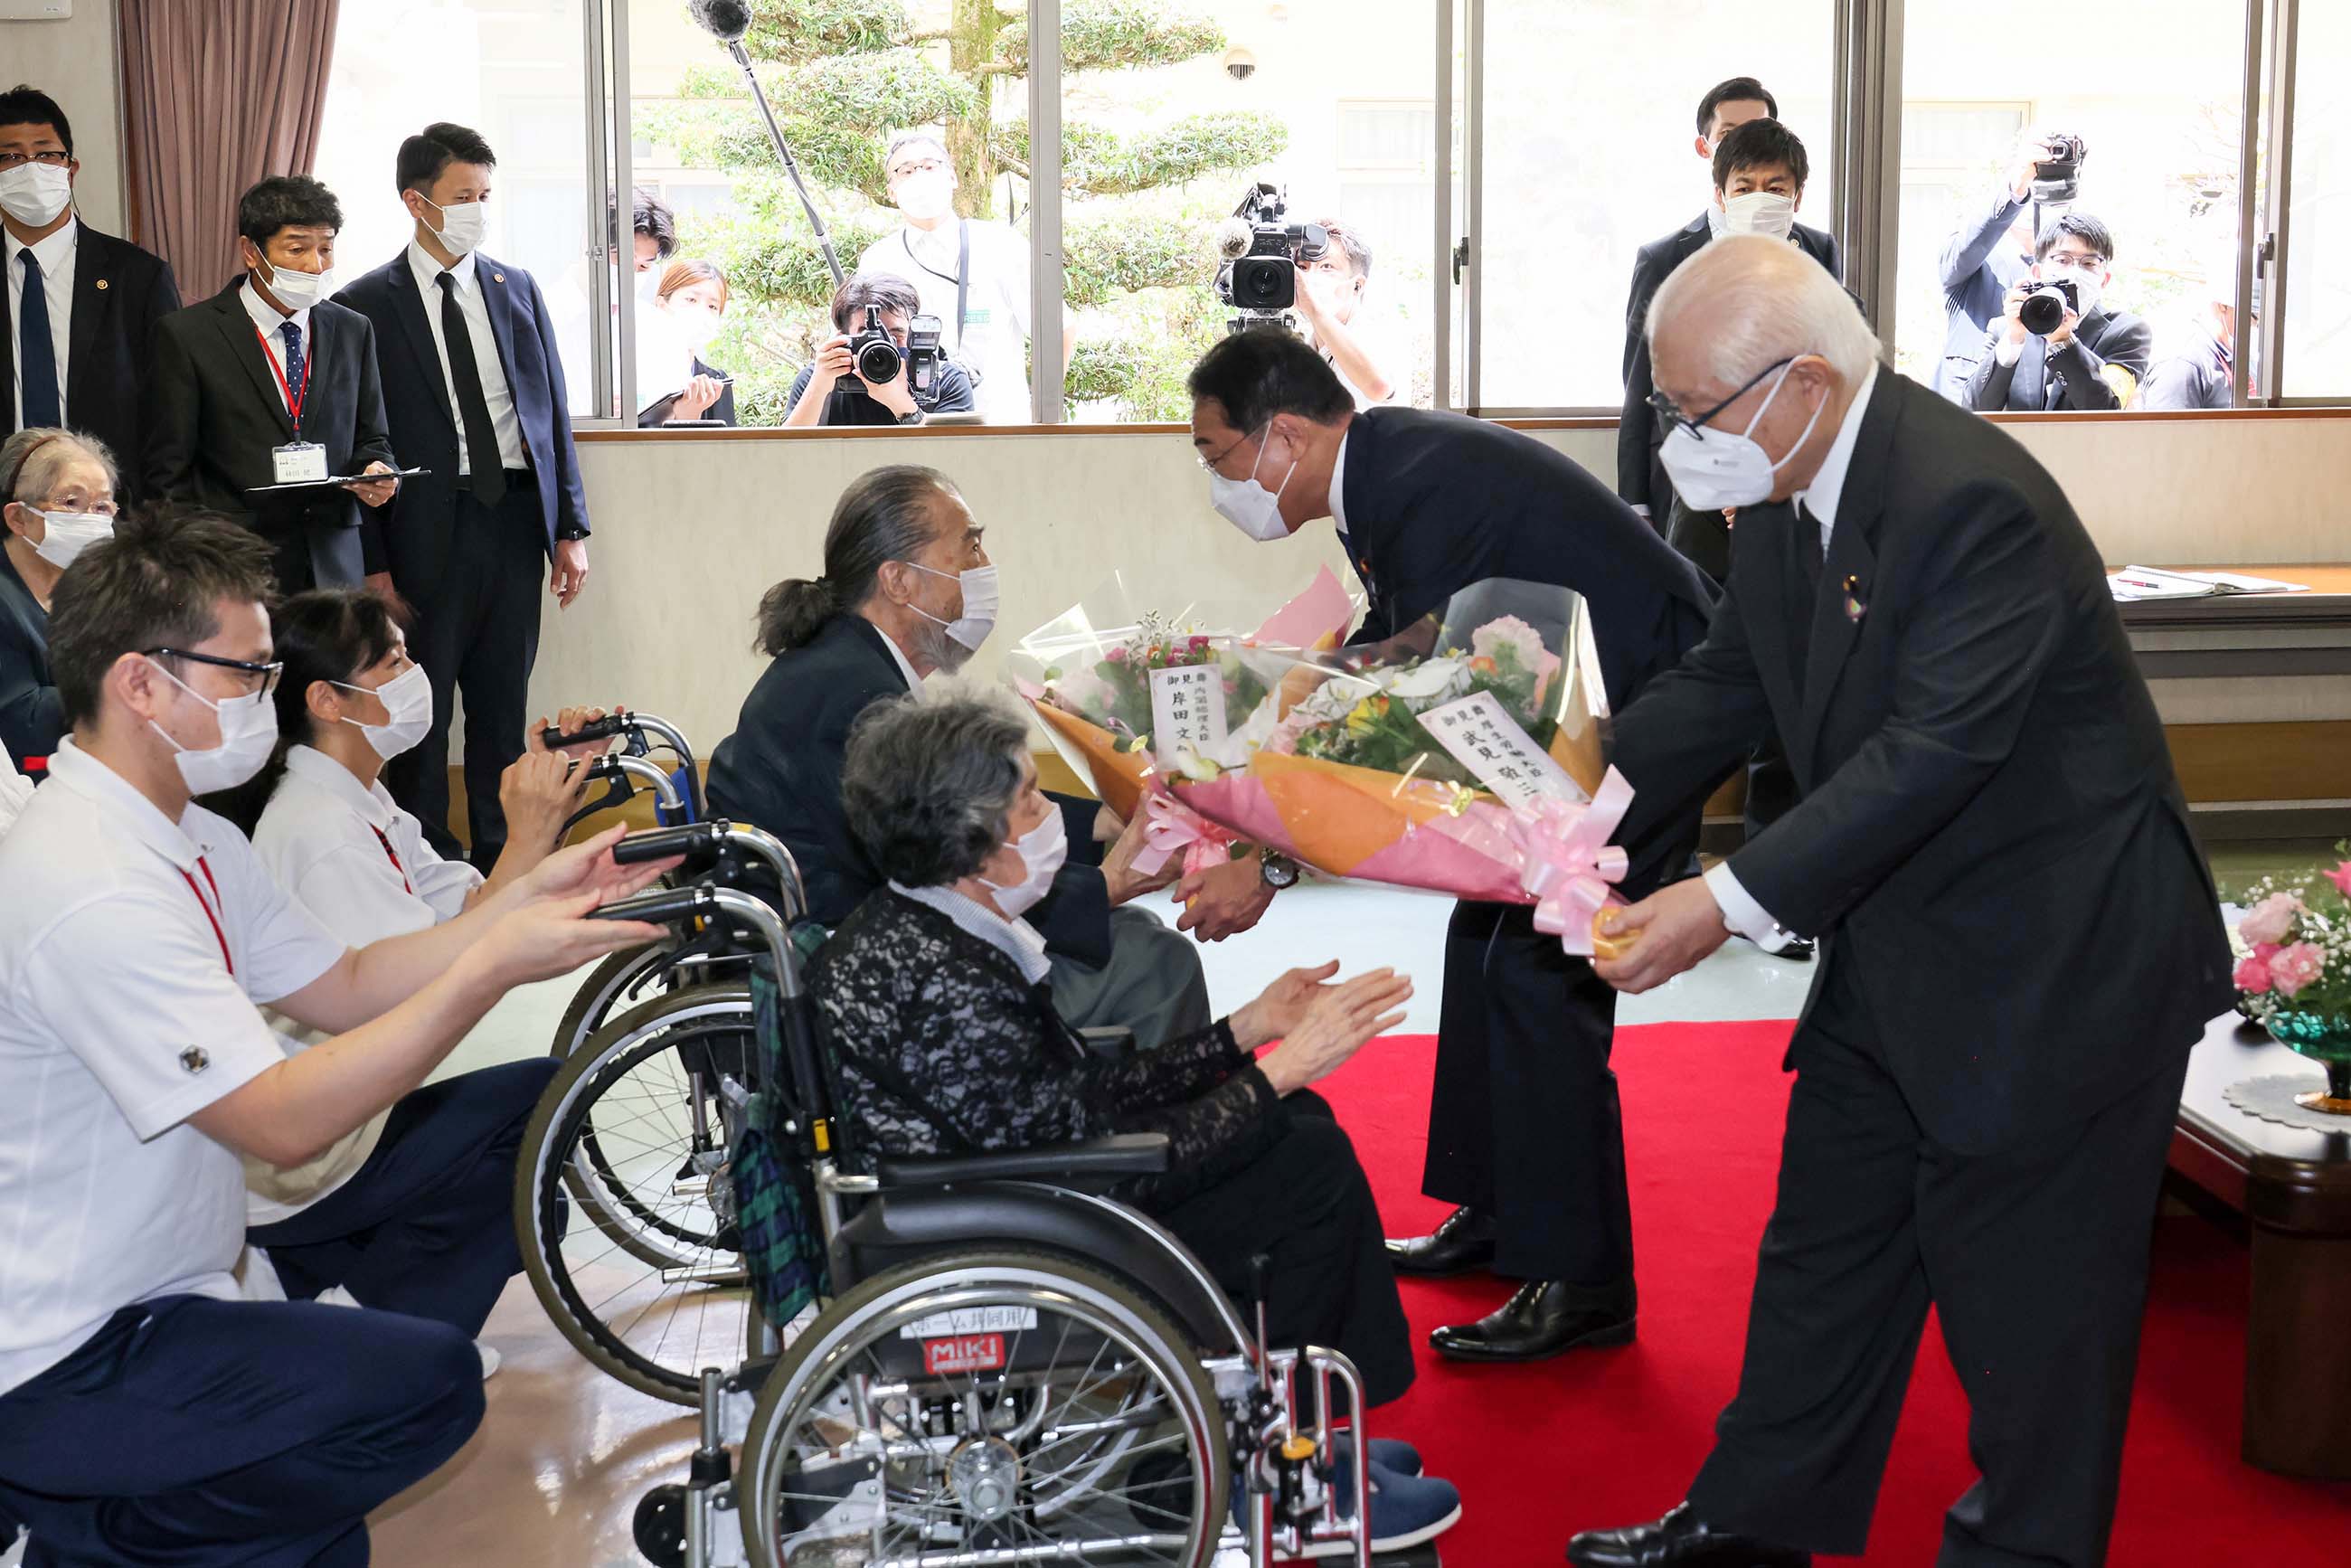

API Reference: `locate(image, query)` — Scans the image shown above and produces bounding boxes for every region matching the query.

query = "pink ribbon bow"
[1512,767,1636,956]
[1133,789,1235,878]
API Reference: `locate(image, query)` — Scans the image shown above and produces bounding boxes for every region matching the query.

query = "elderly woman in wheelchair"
[797,688,1463,1558]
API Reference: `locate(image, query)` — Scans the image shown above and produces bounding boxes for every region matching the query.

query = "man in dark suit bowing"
[146,175,399,592]
[1,85,181,501]
[339,122,592,864]
[1567,237,2233,1568]
[1186,329,1715,1363]
[707,464,1211,1053]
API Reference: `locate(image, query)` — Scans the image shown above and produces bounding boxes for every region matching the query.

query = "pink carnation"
[2233,952,2273,993]
[2327,862,2351,898]
[1106,646,1128,664]
[2270,941,2326,998]
[2236,891,2303,947]
[1470,615,1547,669]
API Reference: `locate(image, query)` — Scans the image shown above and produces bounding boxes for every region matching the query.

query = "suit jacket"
[1618,213,1841,519]
[1932,190,2034,401]
[1961,307,2154,412]
[336,250,591,591]
[704,613,1115,964]
[144,281,396,586]
[1608,372,2233,1153]
[637,355,738,428]
[1337,405,1716,893]
[1,223,181,500]
[0,548,61,767]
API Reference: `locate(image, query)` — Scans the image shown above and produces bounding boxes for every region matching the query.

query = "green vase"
[2261,1009,2351,1113]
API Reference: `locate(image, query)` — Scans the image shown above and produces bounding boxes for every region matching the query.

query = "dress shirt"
[239,277,315,411]
[874,620,923,694]
[1703,363,1878,947]
[7,215,76,424]
[891,880,1053,984]
[1327,427,1351,535]
[405,241,526,474]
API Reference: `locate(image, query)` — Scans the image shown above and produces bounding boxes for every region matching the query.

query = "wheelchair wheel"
[739,1249,1229,1568]
[516,984,762,1404]
[550,940,671,1062]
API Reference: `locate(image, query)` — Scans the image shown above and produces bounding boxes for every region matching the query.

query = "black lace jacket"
[810,889,1285,1207]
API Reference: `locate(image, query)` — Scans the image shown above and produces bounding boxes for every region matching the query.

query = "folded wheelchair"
[530,820,1431,1568]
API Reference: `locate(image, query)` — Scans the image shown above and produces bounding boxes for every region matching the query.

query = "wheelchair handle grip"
[543,712,632,750]
[590,885,713,927]
[612,820,730,867]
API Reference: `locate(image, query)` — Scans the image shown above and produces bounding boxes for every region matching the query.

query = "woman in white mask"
[216,586,612,1374]
[810,688,1468,1555]
[639,259,738,427]
[0,427,117,774]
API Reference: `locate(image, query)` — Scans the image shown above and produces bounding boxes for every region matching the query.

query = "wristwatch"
[1259,850,1300,891]
[896,408,926,427]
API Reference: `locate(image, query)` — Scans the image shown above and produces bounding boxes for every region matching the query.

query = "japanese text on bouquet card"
[1148,665,1228,765]
[1422,690,1579,810]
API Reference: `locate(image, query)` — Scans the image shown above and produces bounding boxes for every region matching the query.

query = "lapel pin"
[1843,573,1866,621]
[493,272,505,283]
[94,279,109,290]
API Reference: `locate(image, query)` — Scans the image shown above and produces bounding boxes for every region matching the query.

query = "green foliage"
[1061,211,1209,307]
[998,0,1224,75]
[741,0,911,62]
[994,112,1288,197]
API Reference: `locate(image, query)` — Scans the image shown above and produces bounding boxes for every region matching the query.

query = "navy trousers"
[0,1294,482,1566]
[248,1057,562,1337]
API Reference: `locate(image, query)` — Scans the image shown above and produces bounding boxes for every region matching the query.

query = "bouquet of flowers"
[1166,579,1636,954]
[1005,570,1356,826]
[2227,850,2351,1110]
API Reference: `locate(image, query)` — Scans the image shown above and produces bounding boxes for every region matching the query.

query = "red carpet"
[1317,1025,2351,1565]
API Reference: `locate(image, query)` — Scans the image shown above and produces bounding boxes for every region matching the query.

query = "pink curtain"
[118,0,344,295]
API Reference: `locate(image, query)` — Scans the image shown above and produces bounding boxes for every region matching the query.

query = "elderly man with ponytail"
[708,465,1211,1051]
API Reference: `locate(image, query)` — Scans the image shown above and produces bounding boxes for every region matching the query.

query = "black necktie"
[1789,503,1826,699]
[435,272,505,506]
[17,249,61,428]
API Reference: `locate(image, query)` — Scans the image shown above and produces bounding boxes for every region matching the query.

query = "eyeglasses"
[0,151,71,169]
[1195,425,1263,474]
[890,157,948,179]
[1647,355,1796,440]
[145,647,283,697]
[36,496,118,517]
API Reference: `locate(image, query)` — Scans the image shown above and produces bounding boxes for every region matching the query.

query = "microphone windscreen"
[1214,216,1255,260]
[688,0,753,43]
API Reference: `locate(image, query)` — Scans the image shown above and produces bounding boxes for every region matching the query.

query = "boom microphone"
[1214,216,1256,260]
[687,0,752,43]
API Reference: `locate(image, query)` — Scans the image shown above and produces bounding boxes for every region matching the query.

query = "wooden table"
[2168,1012,2351,1478]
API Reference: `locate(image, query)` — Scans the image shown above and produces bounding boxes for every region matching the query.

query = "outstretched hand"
[1232,959,1341,1049]
[1590,876,1732,994]
[1254,968,1414,1095]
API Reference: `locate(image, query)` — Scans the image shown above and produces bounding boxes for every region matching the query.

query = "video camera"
[2018,277,2079,336]
[1214,182,1328,333]
[2029,134,2088,206]
[846,303,947,398]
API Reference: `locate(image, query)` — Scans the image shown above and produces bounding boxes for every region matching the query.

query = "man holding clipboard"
[146,176,399,592]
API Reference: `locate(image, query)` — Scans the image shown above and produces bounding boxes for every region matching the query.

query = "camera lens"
[2019,288,2068,336]
[856,338,902,383]
[1232,256,1295,310]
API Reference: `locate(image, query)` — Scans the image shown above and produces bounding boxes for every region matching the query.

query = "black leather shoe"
[1566,1503,1810,1566]
[1767,937,1816,962]
[1384,1204,1497,1277]
[1429,1278,1634,1362]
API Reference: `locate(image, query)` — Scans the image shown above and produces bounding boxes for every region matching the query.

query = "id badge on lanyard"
[258,324,326,484]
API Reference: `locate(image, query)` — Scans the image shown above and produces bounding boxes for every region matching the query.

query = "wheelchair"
[568,823,1433,1568]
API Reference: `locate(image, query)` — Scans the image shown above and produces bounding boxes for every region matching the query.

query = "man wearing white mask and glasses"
[1959,212,2150,413]
[1567,235,2229,1568]
[0,426,116,775]
[710,465,1213,1054]
[1186,330,1714,1365]
[341,121,595,868]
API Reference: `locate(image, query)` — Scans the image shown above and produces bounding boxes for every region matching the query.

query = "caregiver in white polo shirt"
[0,510,668,1567]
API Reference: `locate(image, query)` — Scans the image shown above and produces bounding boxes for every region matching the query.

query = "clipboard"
[247,466,430,495]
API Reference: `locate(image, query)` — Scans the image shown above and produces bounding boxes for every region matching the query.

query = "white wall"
[529,413,2351,751]
[1,1,127,237]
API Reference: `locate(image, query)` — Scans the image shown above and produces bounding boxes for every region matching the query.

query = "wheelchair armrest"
[1078,1025,1136,1060]
[875,1132,1171,1188]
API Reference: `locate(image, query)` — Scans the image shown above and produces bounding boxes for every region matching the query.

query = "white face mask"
[334,662,433,760]
[1721,190,1799,241]
[671,305,725,354]
[421,194,486,258]
[2040,262,2103,316]
[21,505,112,570]
[255,256,334,310]
[1209,426,1298,543]
[894,170,955,223]
[906,561,999,652]
[1657,360,1828,513]
[984,807,1069,919]
[147,658,279,795]
[0,161,71,227]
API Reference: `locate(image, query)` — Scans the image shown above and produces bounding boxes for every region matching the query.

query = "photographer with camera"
[1932,132,2081,401]
[1961,213,2150,412]
[783,274,976,428]
[1293,220,1400,410]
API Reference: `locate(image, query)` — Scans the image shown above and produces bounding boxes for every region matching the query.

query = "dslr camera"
[1214,182,1328,331]
[2029,133,2088,205]
[2018,277,2079,336]
[846,304,946,398]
